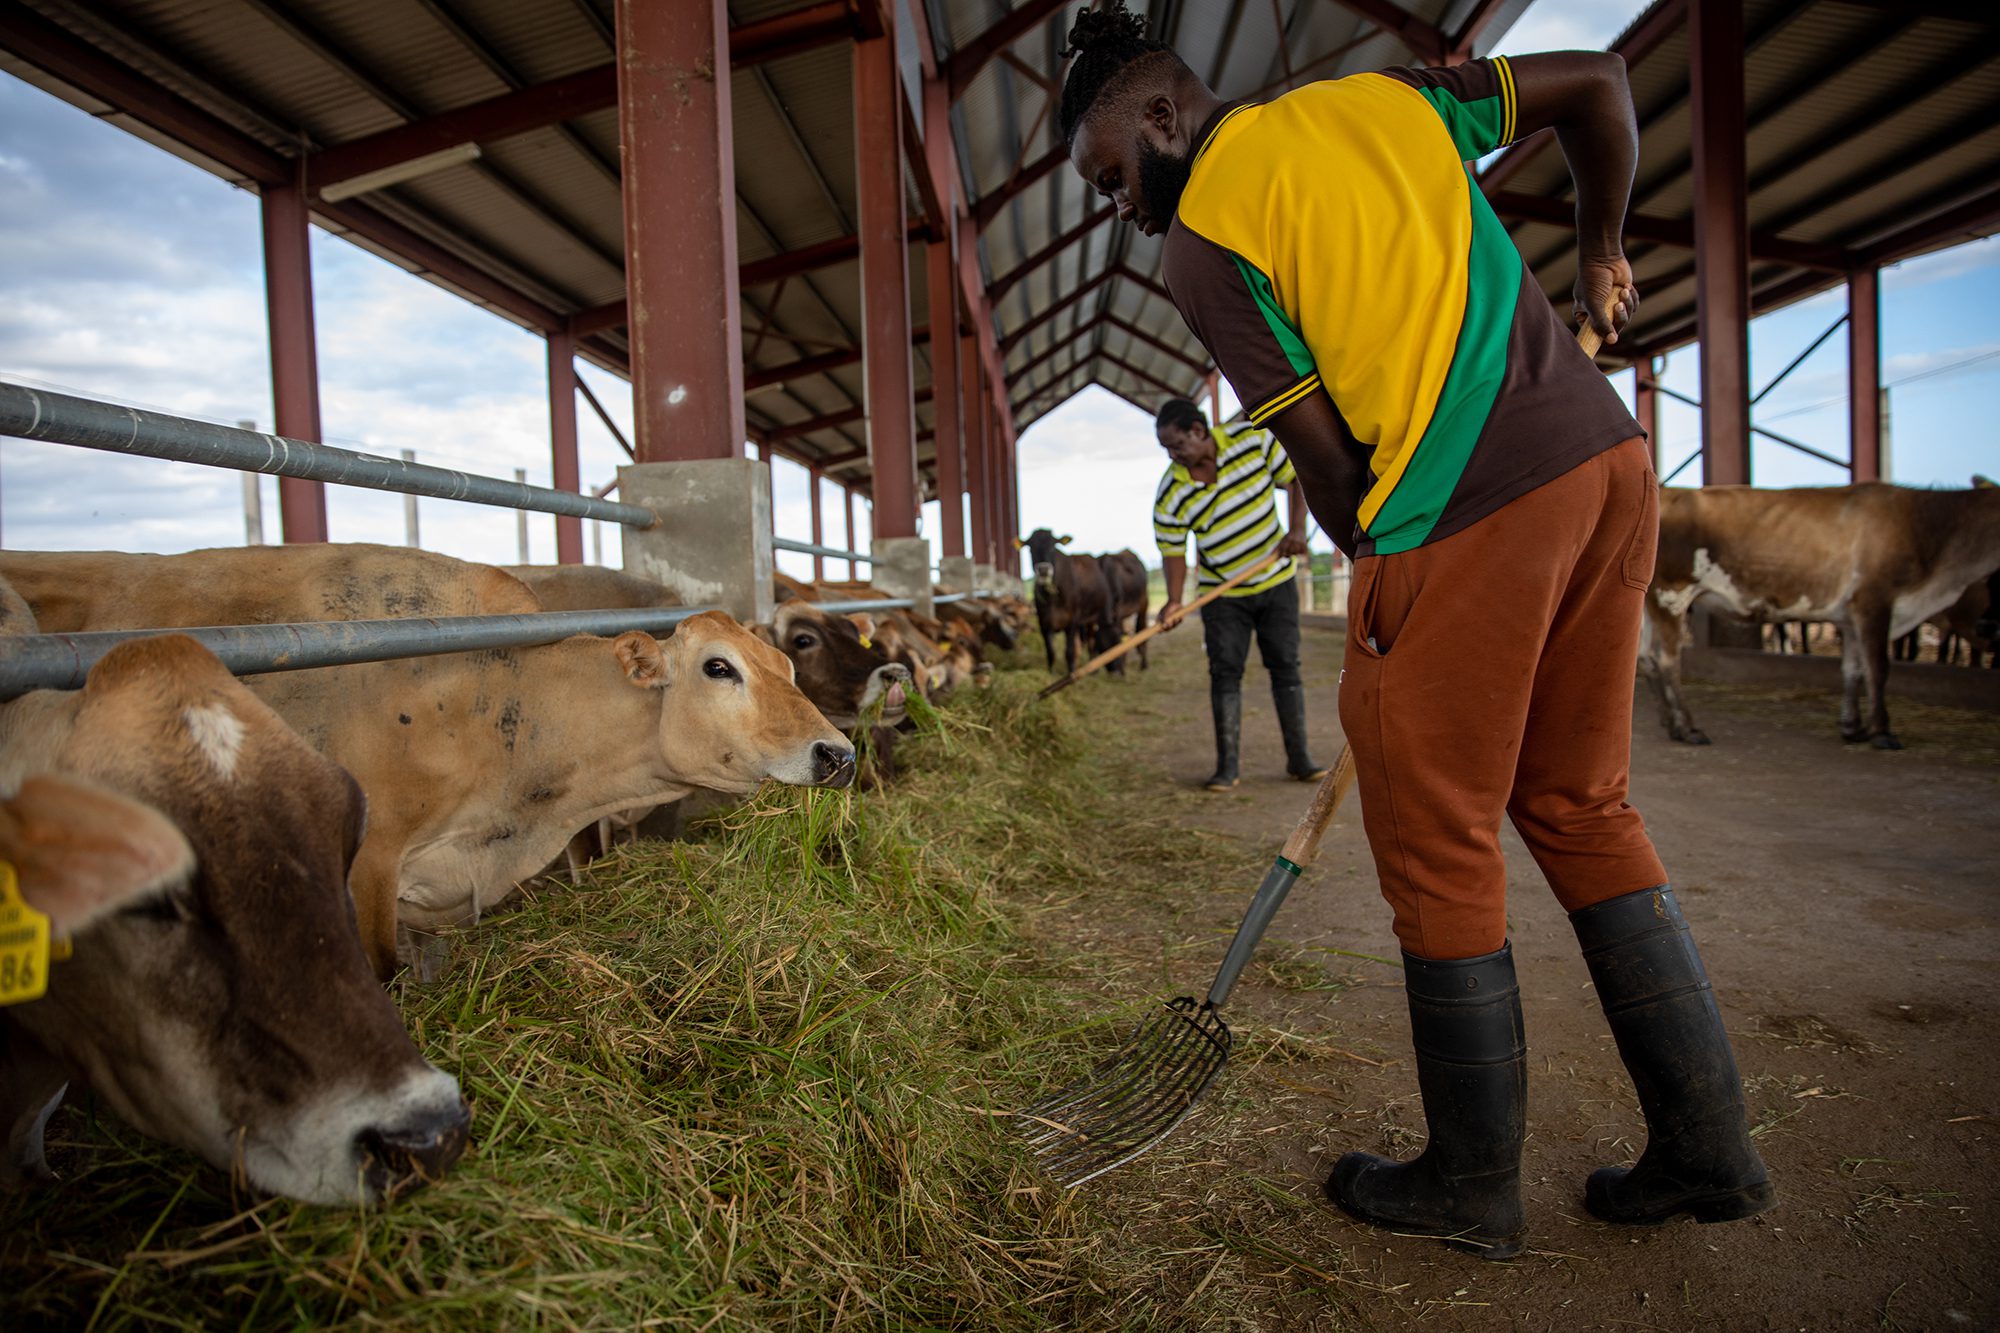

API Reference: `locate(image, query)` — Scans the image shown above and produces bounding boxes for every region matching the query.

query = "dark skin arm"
[1506,51,1642,343]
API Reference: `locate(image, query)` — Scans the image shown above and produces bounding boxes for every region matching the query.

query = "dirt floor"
[1019,618,1999,1331]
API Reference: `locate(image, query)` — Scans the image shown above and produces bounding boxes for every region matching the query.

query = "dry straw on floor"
[0,657,1248,1332]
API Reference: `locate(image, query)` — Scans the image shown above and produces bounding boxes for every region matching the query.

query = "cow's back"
[505,564,678,611]
[1,544,539,632]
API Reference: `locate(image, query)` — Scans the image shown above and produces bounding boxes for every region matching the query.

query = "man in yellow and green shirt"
[1059,1,1771,1262]
[1152,398,1326,791]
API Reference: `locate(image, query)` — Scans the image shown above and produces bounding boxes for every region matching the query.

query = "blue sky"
[0,0,1994,575]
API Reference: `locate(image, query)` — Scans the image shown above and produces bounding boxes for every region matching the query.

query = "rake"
[1015,747,1357,1185]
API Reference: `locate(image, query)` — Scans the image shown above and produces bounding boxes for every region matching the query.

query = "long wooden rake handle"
[1204,747,1357,1008]
[1038,551,1283,699]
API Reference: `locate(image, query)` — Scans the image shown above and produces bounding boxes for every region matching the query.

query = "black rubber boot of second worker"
[1326,945,1527,1260]
[1272,682,1328,780]
[1571,886,1775,1226]
[1205,686,1241,791]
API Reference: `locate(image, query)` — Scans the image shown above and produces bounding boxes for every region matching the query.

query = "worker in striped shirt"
[1153,396,1328,792]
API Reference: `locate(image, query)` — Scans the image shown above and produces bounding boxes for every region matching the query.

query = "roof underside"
[3,0,1996,490]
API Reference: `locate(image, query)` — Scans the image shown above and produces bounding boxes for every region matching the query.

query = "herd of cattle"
[0,545,1029,1209]
[0,475,1994,1215]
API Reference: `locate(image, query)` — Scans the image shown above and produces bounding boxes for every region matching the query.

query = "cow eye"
[703,657,738,681]
[791,632,817,650]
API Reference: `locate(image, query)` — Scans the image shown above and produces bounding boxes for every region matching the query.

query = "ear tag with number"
[0,861,53,1006]
[858,635,872,649]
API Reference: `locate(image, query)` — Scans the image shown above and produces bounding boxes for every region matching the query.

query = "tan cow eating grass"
[0,547,857,977]
[0,636,469,1204]
[1642,482,2000,748]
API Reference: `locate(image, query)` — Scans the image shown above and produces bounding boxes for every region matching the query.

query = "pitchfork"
[1014,749,1356,1186]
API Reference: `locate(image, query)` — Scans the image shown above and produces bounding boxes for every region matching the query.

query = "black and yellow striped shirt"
[1153,423,1298,597]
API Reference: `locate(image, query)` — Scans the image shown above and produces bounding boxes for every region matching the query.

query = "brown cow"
[1021,529,1109,675]
[1095,549,1151,676]
[504,563,680,611]
[1642,483,2000,748]
[0,637,468,1204]
[0,546,856,976]
[760,600,912,730]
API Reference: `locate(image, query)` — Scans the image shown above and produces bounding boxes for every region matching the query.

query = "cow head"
[944,599,1018,653]
[613,611,855,791]
[0,636,469,1206]
[1024,529,1072,595]
[762,602,911,730]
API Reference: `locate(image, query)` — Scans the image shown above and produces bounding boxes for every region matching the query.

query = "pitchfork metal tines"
[1016,997,1234,1187]
[1013,752,1356,1186]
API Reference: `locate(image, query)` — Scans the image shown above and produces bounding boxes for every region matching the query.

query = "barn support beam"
[618,0,744,463]
[547,330,583,564]
[260,177,328,543]
[809,467,826,581]
[966,334,992,572]
[1690,0,1750,486]
[1849,267,1882,481]
[929,241,966,560]
[1635,357,1661,472]
[855,20,919,539]
[844,485,860,581]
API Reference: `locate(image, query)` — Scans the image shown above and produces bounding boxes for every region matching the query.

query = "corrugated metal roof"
[4,0,1996,481]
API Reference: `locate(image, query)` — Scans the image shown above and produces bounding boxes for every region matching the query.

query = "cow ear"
[747,622,778,647]
[1011,536,1025,550]
[1057,534,1073,546]
[612,631,670,688]
[0,775,193,936]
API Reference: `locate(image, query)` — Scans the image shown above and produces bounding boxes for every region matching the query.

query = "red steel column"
[809,467,826,581]
[961,331,985,566]
[854,20,919,536]
[1691,0,1750,486]
[1849,267,1882,481]
[844,484,859,580]
[1635,358,1661,472]
[260,177,328,542]
[928,242,965,557]
[618,0,744,461]
[548,330,583,563]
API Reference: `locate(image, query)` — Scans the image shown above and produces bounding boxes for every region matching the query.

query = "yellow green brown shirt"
[1160,58,1640,557]
[1153,422,1299,598]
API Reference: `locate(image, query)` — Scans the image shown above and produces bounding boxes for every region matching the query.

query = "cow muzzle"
[356,1094,471,1203]
[810,740,857,788]
[1034,562,1055,592]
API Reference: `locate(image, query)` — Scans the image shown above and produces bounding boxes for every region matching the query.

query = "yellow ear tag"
[0,861,53,1006]
[858,635,872,649]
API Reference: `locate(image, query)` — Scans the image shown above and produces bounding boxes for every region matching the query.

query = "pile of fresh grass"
[0,667,1238,1331]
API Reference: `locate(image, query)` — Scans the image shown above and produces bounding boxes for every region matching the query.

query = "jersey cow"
[1642,483,2000,748]
[0,546,856,977]
[0,636,468,1204]
[1021,529,1110,675]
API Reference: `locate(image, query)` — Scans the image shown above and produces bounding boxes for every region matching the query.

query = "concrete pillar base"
[938,555,976,593]
[971,563,1000,595]
[618,459,773,625]
[872,536,934,618]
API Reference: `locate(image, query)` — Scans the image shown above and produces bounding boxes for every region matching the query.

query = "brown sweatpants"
[1337,437,1667,960]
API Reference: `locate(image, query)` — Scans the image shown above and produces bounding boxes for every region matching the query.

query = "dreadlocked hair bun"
[1058,2,1176,146]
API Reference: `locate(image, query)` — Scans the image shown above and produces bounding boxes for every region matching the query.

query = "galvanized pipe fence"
[0,382,971,696]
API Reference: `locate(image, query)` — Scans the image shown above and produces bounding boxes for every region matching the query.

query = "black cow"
[1022,528,1110,675]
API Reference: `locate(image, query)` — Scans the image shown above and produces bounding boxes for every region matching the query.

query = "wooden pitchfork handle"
[1038,551,1283,699]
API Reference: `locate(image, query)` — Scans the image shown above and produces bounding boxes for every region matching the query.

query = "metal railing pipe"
[773,537,871,563]
[0,606,719,698]
[0,382,659,527]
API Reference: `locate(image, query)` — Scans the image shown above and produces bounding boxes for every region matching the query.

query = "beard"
[1135,139,1193,228]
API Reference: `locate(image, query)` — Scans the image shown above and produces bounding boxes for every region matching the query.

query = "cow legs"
[1640,599,1709,745]
[1847,603,1901,749]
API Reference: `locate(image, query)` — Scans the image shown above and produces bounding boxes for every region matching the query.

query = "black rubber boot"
[1204,686,1241,791]
[1272,682,1328,781]
[1326,945,1527,1260]
[1571,886,1775,1226]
